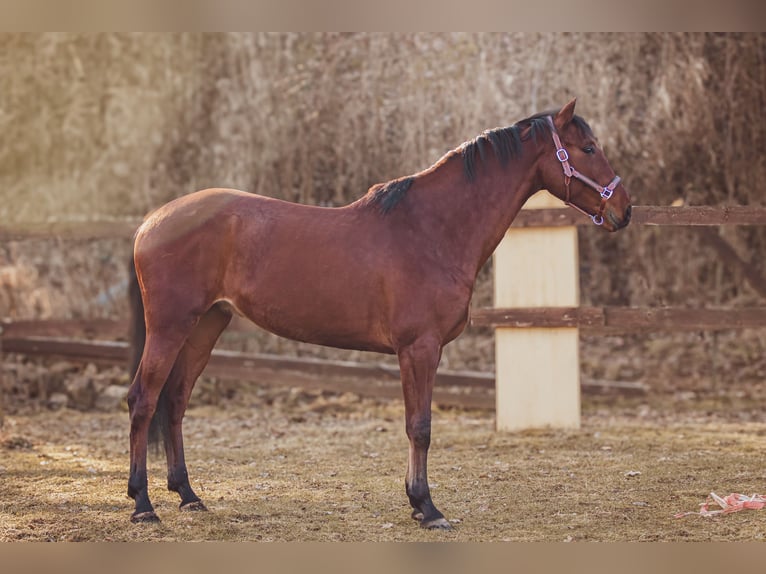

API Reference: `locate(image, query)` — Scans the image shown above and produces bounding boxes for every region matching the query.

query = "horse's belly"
[224,291,395,354]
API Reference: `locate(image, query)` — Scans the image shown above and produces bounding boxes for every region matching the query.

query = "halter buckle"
[600,187,614,200]
[555,148,569,162]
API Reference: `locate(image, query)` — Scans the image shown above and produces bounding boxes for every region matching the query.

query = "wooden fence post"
[494,191,580,431]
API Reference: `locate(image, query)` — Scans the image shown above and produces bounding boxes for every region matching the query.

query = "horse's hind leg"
[160,304,232,511]
[397,334,452,530]
[127,328,189,523]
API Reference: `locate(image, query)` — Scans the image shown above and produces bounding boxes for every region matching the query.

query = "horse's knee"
[167,465,190,492]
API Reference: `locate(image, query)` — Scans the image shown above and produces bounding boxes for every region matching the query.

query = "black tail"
[128,253,145,381]
[128,251,168,454]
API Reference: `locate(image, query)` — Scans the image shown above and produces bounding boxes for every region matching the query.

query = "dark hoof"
[131,511,160,523]
[420,517,453,530]
[180,500,208,512]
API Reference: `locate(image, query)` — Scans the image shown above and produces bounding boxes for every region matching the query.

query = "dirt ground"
[2,378,766,542]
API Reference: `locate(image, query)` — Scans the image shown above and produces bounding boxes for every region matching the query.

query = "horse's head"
[538,98,632,231]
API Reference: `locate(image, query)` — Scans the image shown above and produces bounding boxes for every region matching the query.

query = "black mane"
[365,177,415,214]
[460,116,547,182]
[365,111,594,213]
[460,112,593,182]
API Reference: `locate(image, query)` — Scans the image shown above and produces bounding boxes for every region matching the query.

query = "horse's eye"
[583,146,595,155]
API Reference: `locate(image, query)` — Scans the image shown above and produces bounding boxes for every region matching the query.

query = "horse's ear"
[554,98,577,130]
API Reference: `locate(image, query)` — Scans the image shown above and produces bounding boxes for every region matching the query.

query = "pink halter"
[546,116,621,226]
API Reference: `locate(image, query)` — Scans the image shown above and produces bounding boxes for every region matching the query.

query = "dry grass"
[2,384,766,542]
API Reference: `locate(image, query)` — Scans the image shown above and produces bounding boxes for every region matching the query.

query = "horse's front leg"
[397,335,452,530]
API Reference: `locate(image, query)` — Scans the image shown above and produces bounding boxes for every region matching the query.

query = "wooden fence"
[2,203,766,419]
[475,196,766,431]
[0,318,496,410]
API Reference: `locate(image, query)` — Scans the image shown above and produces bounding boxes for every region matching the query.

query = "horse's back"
[136,188,262,245]
[135,188,313,263]
[133,188,397,350]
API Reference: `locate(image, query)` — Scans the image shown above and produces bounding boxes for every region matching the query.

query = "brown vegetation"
[1,34,765,429]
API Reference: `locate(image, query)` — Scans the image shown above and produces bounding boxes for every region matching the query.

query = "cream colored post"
[494,190,580,431]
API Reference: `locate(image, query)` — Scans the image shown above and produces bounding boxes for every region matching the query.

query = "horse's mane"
[365,111,594,214]
[365,177,416,215]
[461,112,594,182]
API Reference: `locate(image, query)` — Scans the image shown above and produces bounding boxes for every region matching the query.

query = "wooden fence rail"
[471,306,766,334]
[1,334,497,410]
[2,205,766,241]
[511,205,766,228]
[0,318,650,411]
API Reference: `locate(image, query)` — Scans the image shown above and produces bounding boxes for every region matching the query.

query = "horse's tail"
[127,252,144,382]
[128,249,168,453]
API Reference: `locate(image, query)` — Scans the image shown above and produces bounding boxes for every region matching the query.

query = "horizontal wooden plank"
[1,318,129,340]
[471,306,766,333]
[1,335,643,401]
[471,307,598,329]
[0,334,493,389]
[630,205,766,226]
[511,205,766,228]
[0,336,495,408]
[1,337,131,361]
[0,219,142,241]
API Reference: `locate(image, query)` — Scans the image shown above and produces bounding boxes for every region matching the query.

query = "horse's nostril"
[624,205,632,223]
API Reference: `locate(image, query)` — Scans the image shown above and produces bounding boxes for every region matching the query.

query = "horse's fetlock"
[167,467,189,492]
[127,476,145,500]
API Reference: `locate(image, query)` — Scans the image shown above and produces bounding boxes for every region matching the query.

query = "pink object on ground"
[675,493,766,518]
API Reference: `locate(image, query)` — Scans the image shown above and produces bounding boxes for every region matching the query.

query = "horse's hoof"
[180,500,208,512]
[420,517,453,530]
[131,511,160,523]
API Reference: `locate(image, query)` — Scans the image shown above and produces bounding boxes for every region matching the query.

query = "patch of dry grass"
[2,388,766,542]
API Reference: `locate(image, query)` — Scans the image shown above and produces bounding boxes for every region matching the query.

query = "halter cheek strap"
[546,116,621,226]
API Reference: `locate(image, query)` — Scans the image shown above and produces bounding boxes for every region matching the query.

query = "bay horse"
[127,99,631,529]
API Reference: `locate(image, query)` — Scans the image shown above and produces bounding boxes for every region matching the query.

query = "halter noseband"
[546,116,621,226]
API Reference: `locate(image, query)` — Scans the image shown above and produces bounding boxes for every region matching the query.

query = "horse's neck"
[410,151,541,282]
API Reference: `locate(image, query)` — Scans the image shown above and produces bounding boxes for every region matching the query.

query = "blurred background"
[1,33,765,407]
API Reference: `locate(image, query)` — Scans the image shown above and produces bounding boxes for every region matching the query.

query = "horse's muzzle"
[607,204,632,231]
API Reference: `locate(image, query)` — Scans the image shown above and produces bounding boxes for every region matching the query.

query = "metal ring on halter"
[591,214,604,225]
[556,148,569,162]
